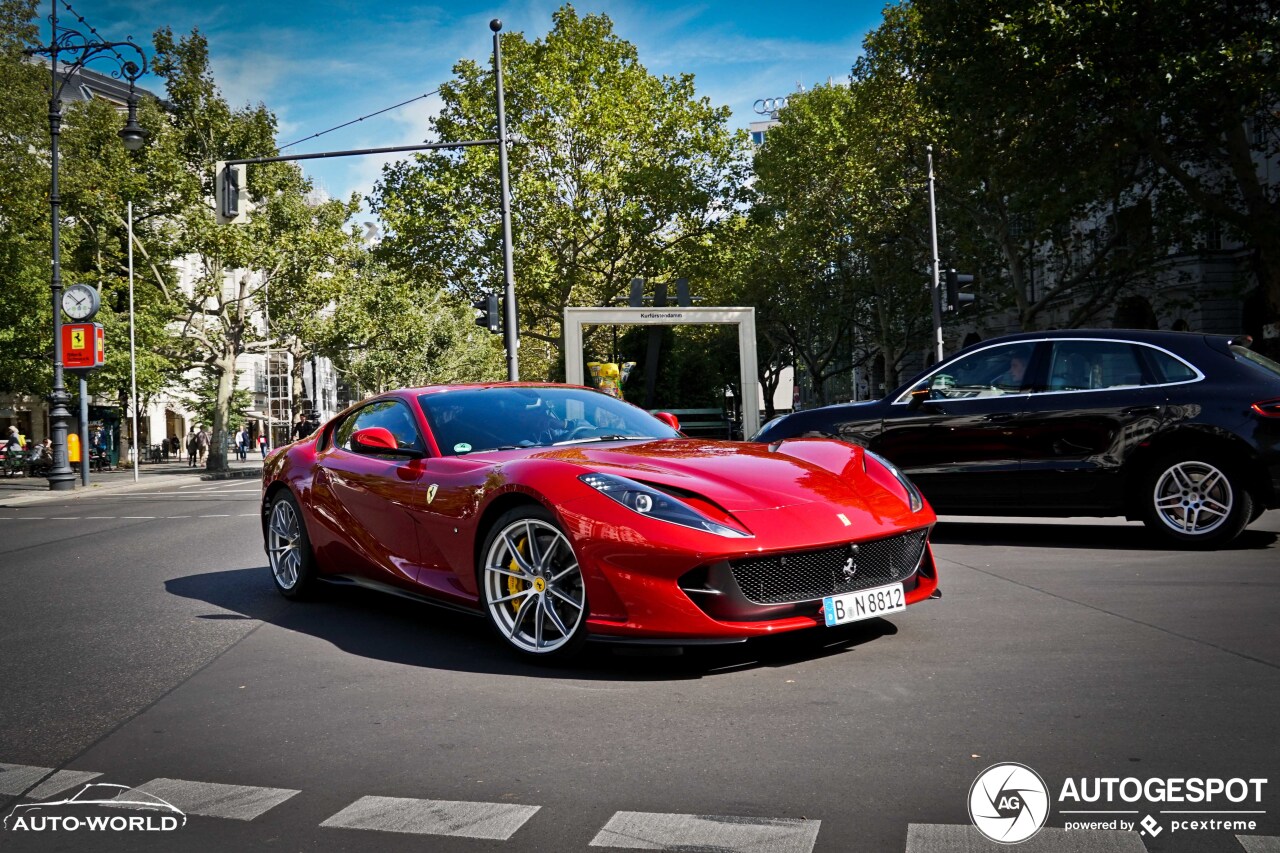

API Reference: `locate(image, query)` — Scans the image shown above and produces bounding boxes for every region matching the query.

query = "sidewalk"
[0,455,265,507]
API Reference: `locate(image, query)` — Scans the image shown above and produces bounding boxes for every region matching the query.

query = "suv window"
[902,342,1037,400]
[1231,344,1280,379]
[1041,340,1148,392]
[334,400,424,453]
[1145,348,1200,383]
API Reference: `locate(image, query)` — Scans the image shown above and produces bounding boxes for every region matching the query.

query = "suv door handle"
[982,413,1016,423]
[1122,406,1162,417]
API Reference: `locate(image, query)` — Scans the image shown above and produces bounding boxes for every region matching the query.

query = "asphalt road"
[1,483,1277,852]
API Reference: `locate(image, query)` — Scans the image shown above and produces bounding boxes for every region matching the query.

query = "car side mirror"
[351,427,421,458]
[907,386,931,411]
[654,412,681,431]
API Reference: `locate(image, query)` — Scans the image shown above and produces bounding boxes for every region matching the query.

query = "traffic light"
[473,292,500,334]
[215,161,248,224]
[945,268,975,311]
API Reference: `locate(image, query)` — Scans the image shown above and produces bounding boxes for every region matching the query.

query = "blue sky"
[52,0,889,208]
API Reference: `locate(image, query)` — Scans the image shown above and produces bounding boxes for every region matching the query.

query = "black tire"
[265,491,319,599]
[478,505,588,660]
[1138,453,1253,549]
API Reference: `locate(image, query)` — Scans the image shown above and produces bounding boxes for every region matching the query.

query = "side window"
[1042,341,1149,392]
[907,342,1037,400]
[337,400,425,453]
[1144,347,1199,383]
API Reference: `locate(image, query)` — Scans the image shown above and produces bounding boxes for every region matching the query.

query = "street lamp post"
[24,0,147,490]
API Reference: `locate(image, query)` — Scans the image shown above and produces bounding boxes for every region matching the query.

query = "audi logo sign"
[753,97,789,115]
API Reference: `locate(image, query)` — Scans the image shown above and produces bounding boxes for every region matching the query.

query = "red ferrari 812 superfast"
[261,384,940,659]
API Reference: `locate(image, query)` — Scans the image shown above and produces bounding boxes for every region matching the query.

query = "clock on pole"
[61,283,100,321]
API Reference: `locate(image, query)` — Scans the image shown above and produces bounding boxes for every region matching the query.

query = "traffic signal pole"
[926,145,944,363]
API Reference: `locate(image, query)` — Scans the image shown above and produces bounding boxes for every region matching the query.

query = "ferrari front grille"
[729,528,928,605]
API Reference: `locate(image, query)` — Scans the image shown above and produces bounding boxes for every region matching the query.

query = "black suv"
[754,331,1280,547]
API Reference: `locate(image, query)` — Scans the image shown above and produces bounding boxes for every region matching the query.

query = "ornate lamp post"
[24,0,147,490]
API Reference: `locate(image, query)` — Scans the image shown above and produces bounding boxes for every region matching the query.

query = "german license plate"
[823,583,905,626]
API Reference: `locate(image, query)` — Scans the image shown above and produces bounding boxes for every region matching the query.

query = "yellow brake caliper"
[507,536,529,613]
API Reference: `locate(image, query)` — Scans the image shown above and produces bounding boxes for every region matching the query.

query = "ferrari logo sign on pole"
[62,322,104,369]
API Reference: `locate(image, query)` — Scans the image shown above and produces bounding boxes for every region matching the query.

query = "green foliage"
[372,5,748,380]
[740,69,936,395]
[892,0,1280,334]
[0,0,54,394]
[180,368,251,432]
[324,263,506,393]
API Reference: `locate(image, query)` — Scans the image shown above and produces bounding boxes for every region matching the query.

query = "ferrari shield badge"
[426,484,438,505]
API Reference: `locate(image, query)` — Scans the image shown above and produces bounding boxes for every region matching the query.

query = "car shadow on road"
[932,519,1278,551]
[165,567,899,682]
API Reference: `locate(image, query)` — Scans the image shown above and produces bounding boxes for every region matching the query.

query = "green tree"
[894,0,1269,334]
[152,27,359,471]
[324,262,506,394]
[59,90,188,452]
[0,0,55,394]
[745,74,935,398]
[372,5,748,380]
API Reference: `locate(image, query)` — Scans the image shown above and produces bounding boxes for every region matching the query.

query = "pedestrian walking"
[185,427,199,467]
[196,426,210,466]
[236,427,248,461]
[258,433,268,459]
[291,412,309,441]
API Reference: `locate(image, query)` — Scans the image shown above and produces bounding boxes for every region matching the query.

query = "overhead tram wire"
[278,91,440,151]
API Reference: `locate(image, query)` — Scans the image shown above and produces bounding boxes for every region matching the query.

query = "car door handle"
[982,413,1016,423]
[1122,406,1162,416]
[315,468,331,486]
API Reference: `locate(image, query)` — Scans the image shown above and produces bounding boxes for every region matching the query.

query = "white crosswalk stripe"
[905,823,1147,852]
[118,778,299,821]
[589,811,821,853]
[27,770,104,799]
[0,763,99,797]
[320,795,540,839]
[1237,837,1280,853]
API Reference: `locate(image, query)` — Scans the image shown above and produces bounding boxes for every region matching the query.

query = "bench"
[652,408,733,439]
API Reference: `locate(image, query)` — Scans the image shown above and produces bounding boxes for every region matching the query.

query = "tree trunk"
[206,354,235,472]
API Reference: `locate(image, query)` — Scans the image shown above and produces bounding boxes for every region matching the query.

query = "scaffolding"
[265,352,292,448]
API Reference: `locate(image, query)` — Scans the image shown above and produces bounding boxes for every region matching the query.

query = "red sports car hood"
[529,438,889,515]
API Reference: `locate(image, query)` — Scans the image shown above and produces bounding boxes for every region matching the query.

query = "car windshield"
[418,386,680,455]
[1231,345,1280,379]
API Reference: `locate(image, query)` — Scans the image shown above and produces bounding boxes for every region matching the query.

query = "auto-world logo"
[969,763,1050,844]
[4,783,186,833]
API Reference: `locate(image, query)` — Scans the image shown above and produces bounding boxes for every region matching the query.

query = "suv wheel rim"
[1153,461,1233,535]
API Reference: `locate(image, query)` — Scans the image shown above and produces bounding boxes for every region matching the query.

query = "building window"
[750,131,766,146]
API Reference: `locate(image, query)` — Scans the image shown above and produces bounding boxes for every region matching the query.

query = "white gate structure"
[563,306,760,439]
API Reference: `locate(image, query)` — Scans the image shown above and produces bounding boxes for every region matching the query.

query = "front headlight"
[863,450,924,513]
[578,472,751,538]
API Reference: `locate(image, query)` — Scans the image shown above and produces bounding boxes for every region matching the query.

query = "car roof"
[401,382,597,397]
[964,328,1234,346]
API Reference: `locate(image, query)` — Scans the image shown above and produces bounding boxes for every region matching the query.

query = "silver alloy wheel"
[1152,460,1234,535]
[267,498,302,590]
[483,517,585,654]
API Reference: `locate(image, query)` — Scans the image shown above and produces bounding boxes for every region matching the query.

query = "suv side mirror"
[907,385,931,411]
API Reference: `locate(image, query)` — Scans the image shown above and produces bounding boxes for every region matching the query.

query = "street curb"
[0,466,263,507]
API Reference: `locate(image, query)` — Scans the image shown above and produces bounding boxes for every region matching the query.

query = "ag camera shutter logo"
[969,763,1050,844]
